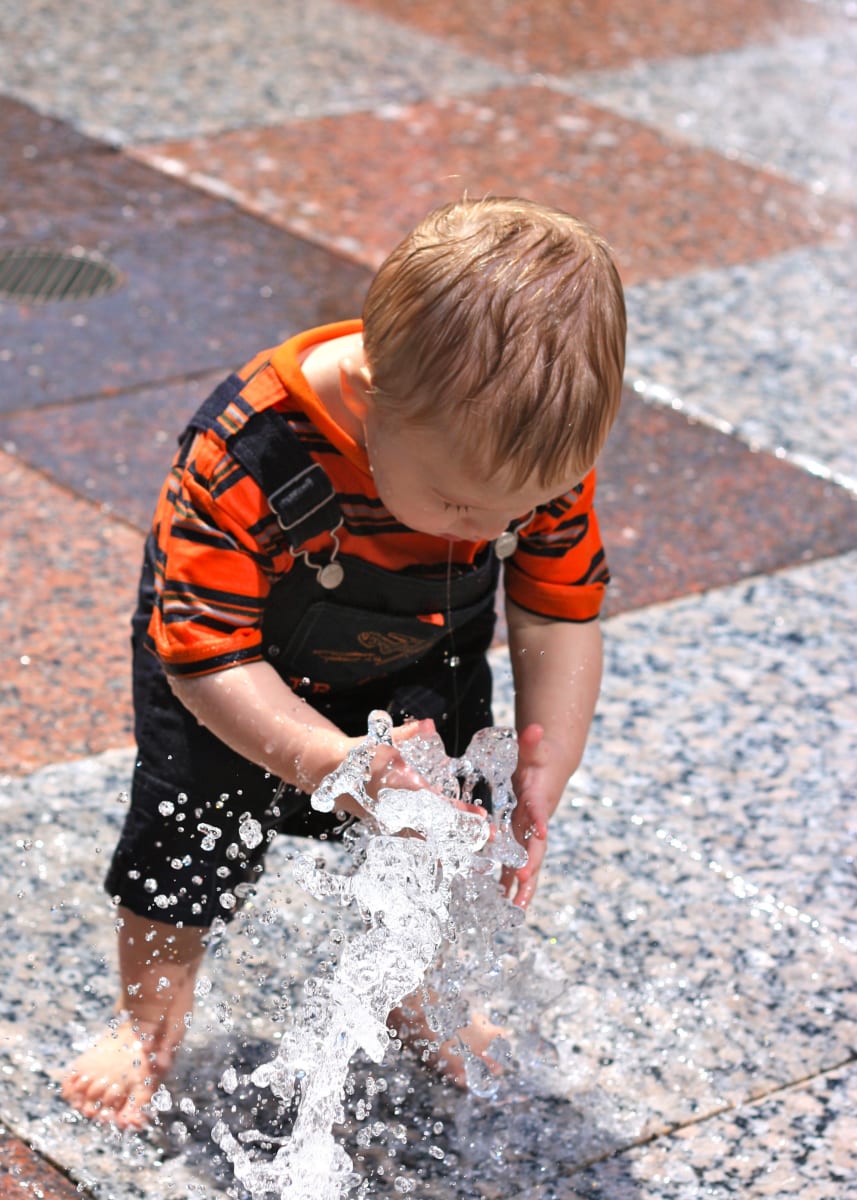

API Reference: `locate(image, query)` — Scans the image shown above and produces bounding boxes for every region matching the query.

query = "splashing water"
[212,711,528,1199]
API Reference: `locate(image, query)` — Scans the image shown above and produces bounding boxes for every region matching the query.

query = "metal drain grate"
[0,247,122,303]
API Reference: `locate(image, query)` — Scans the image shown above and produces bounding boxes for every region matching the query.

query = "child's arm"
[502,600,603,909]
[169,662,431,818]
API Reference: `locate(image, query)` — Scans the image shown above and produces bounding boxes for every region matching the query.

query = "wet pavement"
[0,1,855,1197]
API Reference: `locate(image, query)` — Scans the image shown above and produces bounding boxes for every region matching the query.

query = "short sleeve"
[503,469,609,622]
[147,431,294,676]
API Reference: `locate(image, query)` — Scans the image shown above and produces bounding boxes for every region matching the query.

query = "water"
[212,711,532,1199]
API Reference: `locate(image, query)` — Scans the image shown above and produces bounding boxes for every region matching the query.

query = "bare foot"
[62,1016,180,1129]
[62,907,207,1129]
[390,996,509,1089]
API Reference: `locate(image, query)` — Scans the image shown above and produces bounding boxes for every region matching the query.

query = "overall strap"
[182,370,343,553]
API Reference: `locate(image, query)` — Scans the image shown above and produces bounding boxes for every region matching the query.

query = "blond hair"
[362,196,626,487]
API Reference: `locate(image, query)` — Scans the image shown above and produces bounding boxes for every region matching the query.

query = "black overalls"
[106,373,499,926]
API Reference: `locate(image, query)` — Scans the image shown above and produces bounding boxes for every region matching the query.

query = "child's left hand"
[500,723,561,910]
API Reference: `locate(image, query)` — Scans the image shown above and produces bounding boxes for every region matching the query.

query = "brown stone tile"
[0,98,234,245]
[0,212,371,412]
[0,450,142,775]
[0,1127,83,1200]
[0,95,96,164]
[596,391,857,616]
[133,86,853,281]
[0,149,235,246]
[347,0,832,72]
[0,97,371,413]
[0,371,226,530]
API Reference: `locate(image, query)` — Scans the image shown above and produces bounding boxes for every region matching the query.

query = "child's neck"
[300,332,366,444]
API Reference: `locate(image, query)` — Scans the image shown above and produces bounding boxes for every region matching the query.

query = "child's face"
[363,408,574,544]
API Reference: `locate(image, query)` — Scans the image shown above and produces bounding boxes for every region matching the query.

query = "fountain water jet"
[213,711,529,1198]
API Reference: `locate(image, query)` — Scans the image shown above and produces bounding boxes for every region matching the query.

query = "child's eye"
[442,502,472,514]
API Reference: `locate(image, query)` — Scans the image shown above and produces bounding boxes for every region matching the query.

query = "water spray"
[213,712,528,1198]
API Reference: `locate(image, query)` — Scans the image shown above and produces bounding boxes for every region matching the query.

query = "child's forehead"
[435,465,569,510]
[407,428,573,506]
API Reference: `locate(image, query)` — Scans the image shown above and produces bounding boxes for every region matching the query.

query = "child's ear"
[339,356,374,421]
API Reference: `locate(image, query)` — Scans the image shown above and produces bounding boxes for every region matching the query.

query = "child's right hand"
[364,717,438,799]
[351,718,490,831]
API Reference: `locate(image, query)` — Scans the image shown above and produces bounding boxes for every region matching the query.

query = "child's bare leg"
[389,987,508,1089]
[62,907,206,1129]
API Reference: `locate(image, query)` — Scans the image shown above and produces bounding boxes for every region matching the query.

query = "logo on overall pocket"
[315,630,436,667]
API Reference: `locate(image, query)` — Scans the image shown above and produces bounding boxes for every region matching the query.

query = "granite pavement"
[0,1,855,1197]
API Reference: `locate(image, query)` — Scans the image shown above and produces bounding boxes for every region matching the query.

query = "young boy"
[62,196,626,1129]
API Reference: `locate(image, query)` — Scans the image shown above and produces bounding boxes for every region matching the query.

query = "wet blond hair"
[362,196,626,488]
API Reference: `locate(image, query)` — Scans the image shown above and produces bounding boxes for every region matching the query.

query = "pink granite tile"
[132,85,853,282]
[594,391,857,616]
[347,0,833,73]
[0,1127,81,1200]
[0,450,142,774]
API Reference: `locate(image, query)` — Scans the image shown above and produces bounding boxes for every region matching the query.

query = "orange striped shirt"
[148,322,609,677]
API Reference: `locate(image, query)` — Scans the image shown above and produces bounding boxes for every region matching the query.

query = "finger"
[499,862,537,909]
[512,808,549,846]
[453,798,491,818]
[518,721,544,747]
[528,815,550,841]
[378,761,429,791]
[390,717,436,744]
[512,872,539,910]
[516,723,545,762]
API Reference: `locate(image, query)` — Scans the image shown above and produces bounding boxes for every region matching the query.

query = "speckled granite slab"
[497,550,857,945]
[515,1065,857,1198]
[1,553,855,1198]
[563,28,857,201]
[625,243,857,491]
[0,0,510,143]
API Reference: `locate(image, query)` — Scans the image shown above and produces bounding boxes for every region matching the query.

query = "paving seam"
[505,1055,857,1197]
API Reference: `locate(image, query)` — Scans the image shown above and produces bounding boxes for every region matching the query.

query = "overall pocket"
[271,601,450,689]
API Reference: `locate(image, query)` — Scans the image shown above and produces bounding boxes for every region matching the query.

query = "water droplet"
[150,1084,172,1112]
[239,815,264,849]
